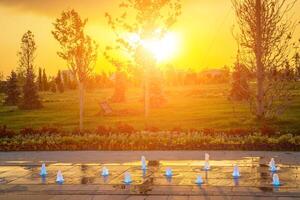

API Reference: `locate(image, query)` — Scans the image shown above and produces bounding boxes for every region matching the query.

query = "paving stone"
[91,195,110,200]
[49,195,71,200]
[125,196,148,200]
[0,194,53,200]
[146,196,168,200]
[67,195,94,200]
[167,196,189,200]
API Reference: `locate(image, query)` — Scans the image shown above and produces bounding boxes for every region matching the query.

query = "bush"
[115,122,135,134]
[0,125,15,138]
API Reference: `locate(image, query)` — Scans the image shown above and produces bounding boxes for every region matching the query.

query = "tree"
[232,0,297,119]
[52,10,98,131]
[294,45,300,78]
[38,67,43,91]
[17,31,36,87]
[42,69,49,91]
[19,65,42,109]
[230,51,251,101]
[17,31,42,110]
[105,0,181,117]
[55,70,64,93]
[4,71,20,106]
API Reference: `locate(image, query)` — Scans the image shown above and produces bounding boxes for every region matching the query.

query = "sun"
[129,32,180,62]
[142,32,179,62]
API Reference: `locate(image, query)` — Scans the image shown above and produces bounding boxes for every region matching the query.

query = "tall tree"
[4,71,20,106]
[38,67,43,91]
[232,0,297,119]
[294,45,300,78]
[55,70,64,93]
[17,31,36,87]
[17,31,42,110]
[42,68,49,91]
[105,0,181,117]
[52,10,98,131]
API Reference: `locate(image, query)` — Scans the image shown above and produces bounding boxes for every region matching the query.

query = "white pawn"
[40,163,47,176]
[56,170,64,183]
[195,175,203,185]
[141,156,147,170]
[101,167,109,176]
[232,164,240,178]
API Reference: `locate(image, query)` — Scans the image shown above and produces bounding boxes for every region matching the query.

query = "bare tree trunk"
[255,0,264,119]
[79,82,84,131]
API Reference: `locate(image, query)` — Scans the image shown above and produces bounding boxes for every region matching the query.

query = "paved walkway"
[0,151,299,199]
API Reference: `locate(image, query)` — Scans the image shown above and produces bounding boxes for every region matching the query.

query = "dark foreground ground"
[0,151,299,200]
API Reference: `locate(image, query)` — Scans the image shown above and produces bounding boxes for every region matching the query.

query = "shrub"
[19,127,40,136]
[260,124,277,136]
[115,122,135,134]
[145,126,161,132]
[95,125,113,135]
[0,125,16,138]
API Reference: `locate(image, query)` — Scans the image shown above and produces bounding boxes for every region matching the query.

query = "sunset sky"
[0,0,299,76]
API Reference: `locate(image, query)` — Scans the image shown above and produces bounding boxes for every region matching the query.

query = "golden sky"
[0,0,299,76]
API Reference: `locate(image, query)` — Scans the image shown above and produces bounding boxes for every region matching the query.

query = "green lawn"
[1,83,300,132]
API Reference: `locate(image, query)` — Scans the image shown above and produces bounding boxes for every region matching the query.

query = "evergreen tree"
[295,52,300,78]
[42,69,49,91]
[4,71,20,106]
[17,31,42,110]
[38,67,43,91]
[55,70,64,93]
[50,78,57,93]
[230,61,251,102]
[19,66,42,109]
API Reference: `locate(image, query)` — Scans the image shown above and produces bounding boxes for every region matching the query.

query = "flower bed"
[0,125,299,151]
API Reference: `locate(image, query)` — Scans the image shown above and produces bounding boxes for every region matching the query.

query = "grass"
[0,83,300,132]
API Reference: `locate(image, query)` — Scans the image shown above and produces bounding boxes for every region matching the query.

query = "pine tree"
[50,78,57,93]
[38,67,43,91]
[295,52,300,78]
[55,70,64,93]
[42,69,48,91]
[19,66,42,109]
[230,61,251,102]
[4,71,20,106]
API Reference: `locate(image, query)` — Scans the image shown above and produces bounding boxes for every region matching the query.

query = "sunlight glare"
[129,32,179,62]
